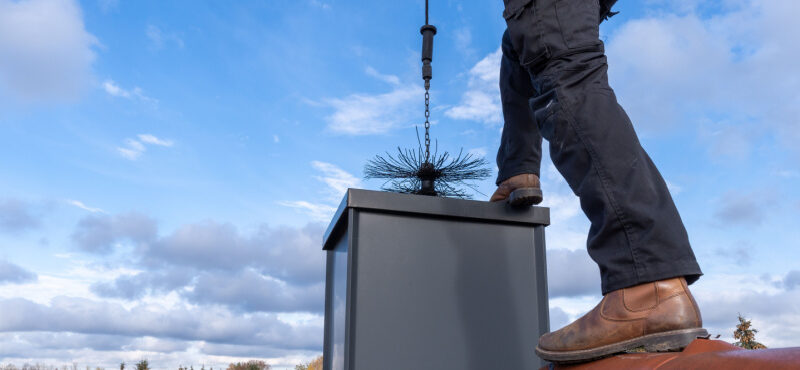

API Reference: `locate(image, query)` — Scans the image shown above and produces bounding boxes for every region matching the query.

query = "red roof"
[543,339,800,369]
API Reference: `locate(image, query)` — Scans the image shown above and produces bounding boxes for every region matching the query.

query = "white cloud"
[546,249,600,298]
[102,79,129,98]
[311,161,361,201]
[131,88,154,103]
[146,24,163,47]
[84,217,327,287]
[711,189,774,227]
[117,138,146,160]
[445,48,503,125]
[322,70,423,135]
[665,180,683,195]
[71,211,157,254]
[0,198,41,233]
[0,266,132,305]
[137,134,173,147]
[467,147,488,158]
[0,296,323,356]
[447,0,800,159]
[691,272,800,348]
[0,243,326,366]
[0,0,97,102]
[548,295,603,330]
[453,27,475,57]
[97,0,118,13]
[116,134,174,160]
[102,79,157,104]
[546,270,800,348]
[538,159,587,251]
[309,0,331,10]
[278,161,361,222]
[186,269,324,313]
[0,260,37,284]
[548,306,571,332]
[0,331,319,369]
[146,24,184,50]
[279,162,360,221]
[775,170,800,178]
[365,66,400,86]
[65,199,105,214]
[277,201,337,223]
[606,0,800,156]
[705,123,752,161]
[116,147,142,161]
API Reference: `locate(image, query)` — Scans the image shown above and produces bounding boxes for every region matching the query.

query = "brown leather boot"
[535,277,707,364]
[490,173,543,206]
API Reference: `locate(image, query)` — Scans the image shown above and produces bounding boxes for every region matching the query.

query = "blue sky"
[1,0,799,368]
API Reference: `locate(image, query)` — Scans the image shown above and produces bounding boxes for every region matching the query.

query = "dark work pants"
[498,0,702,294]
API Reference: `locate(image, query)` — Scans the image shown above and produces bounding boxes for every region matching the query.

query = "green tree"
[733,314,767,349]
[135,360,149,370]
[307,356,322,370]
[226,361,269,370]
[295,356,322,370]
[119,363,124,370]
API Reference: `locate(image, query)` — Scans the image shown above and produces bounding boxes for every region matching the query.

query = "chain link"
[422,0,432,164]
[424,89,431,162]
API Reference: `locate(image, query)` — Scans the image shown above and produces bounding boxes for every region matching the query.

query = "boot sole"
[535,327,709,364]
[508,187,543,207]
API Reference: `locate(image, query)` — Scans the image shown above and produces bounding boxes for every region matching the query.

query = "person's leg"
[501,0,705,362]
[496,29,543,185]
[491,30,545,206]
[504,0,700,299]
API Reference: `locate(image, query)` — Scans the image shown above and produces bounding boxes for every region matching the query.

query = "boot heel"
[508,187,543,206]
[643,328,709,352]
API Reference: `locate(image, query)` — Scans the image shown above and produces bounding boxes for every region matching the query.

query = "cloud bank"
[0,0,97,102]
[0,260,38,285]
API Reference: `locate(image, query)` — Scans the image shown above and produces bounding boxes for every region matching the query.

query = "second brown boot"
[535,277,708,364]
[490,173,543,206]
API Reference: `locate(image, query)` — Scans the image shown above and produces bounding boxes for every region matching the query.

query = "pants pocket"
[503,0,550,67]
[555,0,600,49]
[531,89,558,141]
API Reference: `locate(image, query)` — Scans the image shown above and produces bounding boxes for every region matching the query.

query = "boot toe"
[537,331,557,351]
[536,328,575,352]
[489,186,509,202]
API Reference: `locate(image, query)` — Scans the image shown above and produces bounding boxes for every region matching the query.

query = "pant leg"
[496,29,544,185]
[501,0,702,294]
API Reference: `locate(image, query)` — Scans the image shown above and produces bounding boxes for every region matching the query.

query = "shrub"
[733,314,767,349]
[226,361,269,370]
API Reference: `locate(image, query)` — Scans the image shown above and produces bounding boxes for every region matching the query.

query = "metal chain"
[424,89,431,162]
[422,0,431,163]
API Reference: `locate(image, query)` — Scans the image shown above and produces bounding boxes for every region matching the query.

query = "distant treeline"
[1,356,324,370]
